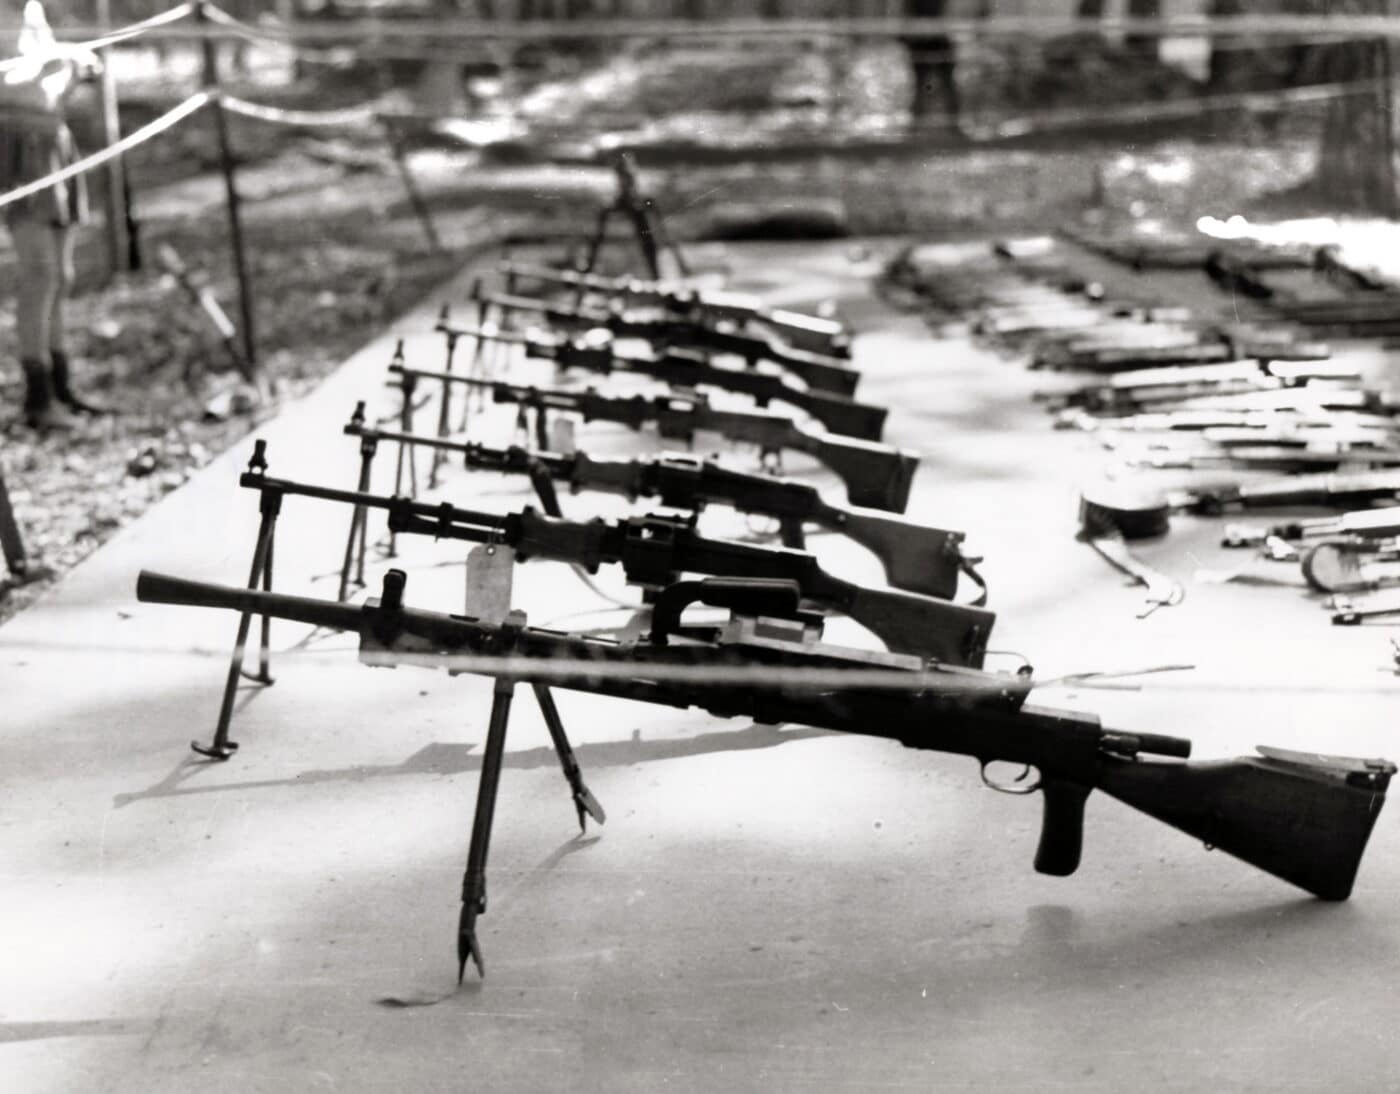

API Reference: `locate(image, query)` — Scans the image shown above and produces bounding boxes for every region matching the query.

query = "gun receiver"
[136,568,1397,911]
[436,320,885,440]
[389,370,919,513]
[477,288,861,397]
[500,260,851,357]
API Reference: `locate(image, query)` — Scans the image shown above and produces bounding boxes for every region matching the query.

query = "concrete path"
[4,240,1400,1093]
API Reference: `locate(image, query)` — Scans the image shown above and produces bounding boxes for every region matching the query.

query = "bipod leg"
[457,674,516,982]
[194,491,281,759]
[251,527,274,684]
[531,682,605,832]
[629,202,663,281]
[338,436,378,602]
[389,376,419,559]
[430,333,460,490]
[581,204,614,276]
[649,204,689,279]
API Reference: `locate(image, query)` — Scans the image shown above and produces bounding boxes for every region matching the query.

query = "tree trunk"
[415,0,468,117]
[904,0,959,125]
[1294,0,1397,214]
[1125,0,1160,56]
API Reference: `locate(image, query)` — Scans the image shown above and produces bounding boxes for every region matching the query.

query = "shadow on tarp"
[114,721,831,809]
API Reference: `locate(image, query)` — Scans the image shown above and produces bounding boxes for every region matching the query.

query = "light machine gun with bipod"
[500,260,851,358]
[342,409,983,602]
[135,566,1399,981]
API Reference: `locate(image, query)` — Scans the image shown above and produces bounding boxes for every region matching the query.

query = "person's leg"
[44,225,104,415]
[8,213,58,362]
[6,212,74,430]
[46,224,74,357]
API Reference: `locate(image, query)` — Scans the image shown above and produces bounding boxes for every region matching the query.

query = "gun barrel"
[136,570,364,634]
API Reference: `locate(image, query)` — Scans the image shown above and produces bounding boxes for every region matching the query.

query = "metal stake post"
[196,0,259,379]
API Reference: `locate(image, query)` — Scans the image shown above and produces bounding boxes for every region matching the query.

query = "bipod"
[430,305,461,490]
[461,284,496,431]
[338,402,378,601]
[194,440,279,759]
[455,610,605,981]
[580,152,688,281]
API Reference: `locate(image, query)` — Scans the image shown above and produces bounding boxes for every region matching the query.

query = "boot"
[20,358,79,433]
[49,350,108,416]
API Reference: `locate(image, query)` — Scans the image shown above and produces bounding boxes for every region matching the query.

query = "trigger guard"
[980,760,1043,796]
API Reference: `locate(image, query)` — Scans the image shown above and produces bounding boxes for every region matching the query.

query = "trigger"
[980,760,1042,795]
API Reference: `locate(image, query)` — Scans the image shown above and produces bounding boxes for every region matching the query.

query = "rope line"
[198,3,357,65]
[220,94,378,129]
[0,92,208,212]
[21,13,1400,45]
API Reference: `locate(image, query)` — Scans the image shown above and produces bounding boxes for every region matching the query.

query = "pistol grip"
[1034,777,1092,877]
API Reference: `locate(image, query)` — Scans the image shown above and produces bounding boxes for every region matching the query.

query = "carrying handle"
[648,577,814,645]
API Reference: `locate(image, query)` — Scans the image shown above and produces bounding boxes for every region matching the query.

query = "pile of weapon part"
[885,230,1400,625]
[136,215,1397,981]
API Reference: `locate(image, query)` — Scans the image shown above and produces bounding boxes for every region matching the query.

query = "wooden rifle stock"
[1094,748,1395,900]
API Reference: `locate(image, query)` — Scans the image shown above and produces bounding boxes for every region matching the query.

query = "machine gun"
[240,462,994,666]
[135,567,1398,980]
[386,370,919,514]
[346,416,980,601]
[475,287,861,397]
[433,320,886,440]
[499,260,851,358]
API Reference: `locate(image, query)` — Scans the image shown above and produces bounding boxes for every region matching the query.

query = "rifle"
[1035,334,1331,373]
[1035,359,1360,413]
[1060,408,1399,436]
[135,567,1398,979]
[1222,505,1400,550]
[346,418,978,601]
[387,370,920,513]
[239,464,995,666]
[1127,446,1400,473]
[499,260,851,358]
[1187,468,1400,515]
[433,320,886,440]
[475,287,861,397]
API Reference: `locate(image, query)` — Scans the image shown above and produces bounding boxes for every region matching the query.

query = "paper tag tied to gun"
[466,544,515,623]
[548,416,577,456]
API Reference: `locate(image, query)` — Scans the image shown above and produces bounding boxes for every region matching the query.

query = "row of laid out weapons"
[134,258,1012,977]
[132,255,1399,982]
[881,234,1384,373]
[882,229,1400,626]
